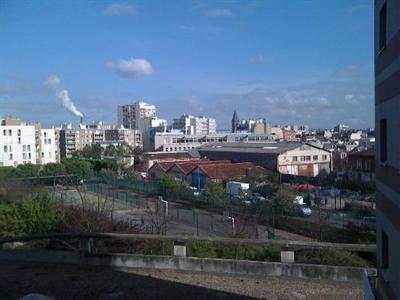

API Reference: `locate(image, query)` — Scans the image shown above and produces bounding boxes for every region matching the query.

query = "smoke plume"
[56,90,84,118]
[44,74,84,118]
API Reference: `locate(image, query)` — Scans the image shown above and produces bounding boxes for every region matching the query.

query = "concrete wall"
[0,249,370,282]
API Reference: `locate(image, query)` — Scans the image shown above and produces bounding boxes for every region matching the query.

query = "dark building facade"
[374,1,400,299]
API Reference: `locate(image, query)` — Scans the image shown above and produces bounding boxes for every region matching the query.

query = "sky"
[0,0,374,129]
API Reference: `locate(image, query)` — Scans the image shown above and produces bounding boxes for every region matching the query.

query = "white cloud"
[345,94,360,105]
[44,74,61,89]
[105,58,153,78]
[203,8,233,17]
[103,3,136,16]
[252,54,266,65]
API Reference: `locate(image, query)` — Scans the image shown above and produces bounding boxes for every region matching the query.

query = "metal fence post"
[81,238,93,256]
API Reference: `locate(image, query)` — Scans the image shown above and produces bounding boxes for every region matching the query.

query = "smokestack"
[80,116,83,124]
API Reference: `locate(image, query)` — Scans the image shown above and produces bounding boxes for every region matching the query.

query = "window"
[379,3,387,52]
[365,160,371,171]
[380,119,387,162]
[28,153,31,159]
[9,153,12,160]
[3,146,7,152]
[2,129,5,136]
[313,155,318,161]
[322,155,327,160]
[17,129,21,136]
[23,145,27,152]
[382,230,389,269]
[356,159,362,170]
[9,145,11,152]
[27,145,31,151]
[41,152,44,158]
[23,153,27,160]
[305,156,311,161]
[300,156,305,161]
[18,137,21,144]
[8,129,12,136]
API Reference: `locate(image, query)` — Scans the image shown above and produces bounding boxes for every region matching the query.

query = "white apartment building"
[60,123,142,158]
[0,122,36,167]
[117,102,156,129]
[117,102,167,150]
[172,114,217,135]
[40,129,57,164]
[0,118,57,167]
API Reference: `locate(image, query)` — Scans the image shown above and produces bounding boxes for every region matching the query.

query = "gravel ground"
[0,260,362,300]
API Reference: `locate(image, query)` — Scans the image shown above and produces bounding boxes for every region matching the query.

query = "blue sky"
[0,0,374,129]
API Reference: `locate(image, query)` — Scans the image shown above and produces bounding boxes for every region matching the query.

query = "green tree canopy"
[157,174,179,198]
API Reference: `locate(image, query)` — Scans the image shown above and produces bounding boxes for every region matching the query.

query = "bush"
[296,249,372,268]
[156,174,179,198]
[0,191,63,237]
[61,159,93,181]
[186,240,280,262]
[0,167,14,178]
[12,164,40,177]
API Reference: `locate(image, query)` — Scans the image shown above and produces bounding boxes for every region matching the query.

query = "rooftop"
[0,260,363,300]
[198,142,304,154]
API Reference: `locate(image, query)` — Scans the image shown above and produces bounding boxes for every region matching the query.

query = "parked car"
[226,181,250,198]
[189,186,200,197]
[251,193,266,202]
[295,203,312,217]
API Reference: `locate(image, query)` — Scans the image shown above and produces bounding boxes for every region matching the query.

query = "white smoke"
[44,74,84,118]
[44,74,61,89]
[56,90,84,118]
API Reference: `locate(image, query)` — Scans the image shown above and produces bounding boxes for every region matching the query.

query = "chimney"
[80,116,83,124]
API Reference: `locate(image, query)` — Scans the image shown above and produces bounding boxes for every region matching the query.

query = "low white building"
[40,129,57,164]
[172,114,216,135]
[154,132,276,152]
[0,121,37,167]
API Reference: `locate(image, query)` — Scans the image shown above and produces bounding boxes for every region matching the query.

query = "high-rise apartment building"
[117,102,166,150]
[172,114,216,135]
[117,102,156,129]
[373,1,400,299]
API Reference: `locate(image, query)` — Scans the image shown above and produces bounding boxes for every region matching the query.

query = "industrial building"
[197,142,332,177]
[154,132,275,152]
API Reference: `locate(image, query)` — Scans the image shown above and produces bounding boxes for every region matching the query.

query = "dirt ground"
[0,260,363,300]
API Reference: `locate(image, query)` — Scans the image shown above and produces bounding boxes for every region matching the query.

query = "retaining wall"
[0,249,371,282]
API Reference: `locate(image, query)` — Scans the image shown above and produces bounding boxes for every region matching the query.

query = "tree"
[12,163,40,177]
[61,159,93,181]
[202,182,226,206]
[99,168,116,179]
[133,146,143,165]
[274,186,296,212]
[156,174,179,198]
[103,144,117,157]
[0,191,63,237]
[41,163,66,177]
[76,144,102,159]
